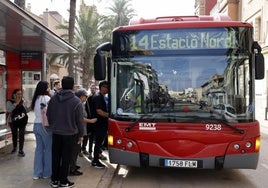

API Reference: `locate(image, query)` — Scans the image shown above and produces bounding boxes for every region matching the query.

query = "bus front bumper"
[108,147,259,169]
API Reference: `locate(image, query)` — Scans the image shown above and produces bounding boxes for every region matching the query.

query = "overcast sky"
[25,0,195,19]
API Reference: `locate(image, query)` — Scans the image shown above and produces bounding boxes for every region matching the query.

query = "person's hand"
[14,99,21,105]
[90,118,97,123]
[87,118,97,123]
[14,95,22,105]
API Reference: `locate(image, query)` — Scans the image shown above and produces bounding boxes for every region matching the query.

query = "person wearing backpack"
[6,88,29,157]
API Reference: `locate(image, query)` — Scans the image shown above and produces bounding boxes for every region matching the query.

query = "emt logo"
[139,123,156,130]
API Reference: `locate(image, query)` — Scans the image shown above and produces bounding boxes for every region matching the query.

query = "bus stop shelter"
[0,0,77,134]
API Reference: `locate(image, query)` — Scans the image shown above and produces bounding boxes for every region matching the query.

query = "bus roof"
[129,14,232,25]
[113,14,252,31]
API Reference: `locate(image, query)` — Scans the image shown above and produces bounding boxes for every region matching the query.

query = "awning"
[0,0,77,54]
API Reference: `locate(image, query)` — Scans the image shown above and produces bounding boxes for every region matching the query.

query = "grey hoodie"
[46,89,84,137]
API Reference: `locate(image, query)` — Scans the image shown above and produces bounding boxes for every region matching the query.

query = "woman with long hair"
[6,88,28,157]
[30,81,52,179]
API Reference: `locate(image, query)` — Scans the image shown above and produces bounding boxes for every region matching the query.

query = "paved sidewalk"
[0,133,116,188]
[0,111,116,188]
[255,96,268,136]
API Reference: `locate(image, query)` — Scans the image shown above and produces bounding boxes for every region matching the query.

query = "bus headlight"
[255,136,260,152]
[108,135,114,146]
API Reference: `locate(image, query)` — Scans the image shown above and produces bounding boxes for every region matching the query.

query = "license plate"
[164,159,198,168]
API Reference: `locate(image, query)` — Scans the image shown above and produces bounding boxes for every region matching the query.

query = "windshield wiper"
[187,116,245,134]
[216,117,244,134]
[163,114,244,134]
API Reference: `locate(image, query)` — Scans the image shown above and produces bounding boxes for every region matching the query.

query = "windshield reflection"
[114,54,252,123]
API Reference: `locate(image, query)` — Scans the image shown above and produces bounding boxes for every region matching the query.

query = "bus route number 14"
[205,124,222,131]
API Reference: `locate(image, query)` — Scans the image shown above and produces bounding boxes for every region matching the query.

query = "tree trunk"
[83,55,91,88]
[68,0,76,78]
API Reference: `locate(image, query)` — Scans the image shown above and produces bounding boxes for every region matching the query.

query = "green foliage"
[47,0,136,87]
[107,0,136,27]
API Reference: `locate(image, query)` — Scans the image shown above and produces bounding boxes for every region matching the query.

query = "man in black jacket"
[91,81,109,168]
[47,76,84,188]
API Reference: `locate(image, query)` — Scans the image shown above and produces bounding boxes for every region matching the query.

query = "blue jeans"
[33,123,52,178]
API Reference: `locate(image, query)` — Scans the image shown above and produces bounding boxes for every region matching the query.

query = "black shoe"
[87,154,93,160]
[82,150,89,155]
[92,161,105,168]
[11,148,17,154]
[18,150,25,157]
[75,165,80,170]
[59,180,74,188]
[69,170,83,176]
[50,181,59,188]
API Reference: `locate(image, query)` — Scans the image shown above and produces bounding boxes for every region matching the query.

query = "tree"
[67,0,76,78]
[99,0,136,42]
[75,4,100,88]
[108,0,136,27]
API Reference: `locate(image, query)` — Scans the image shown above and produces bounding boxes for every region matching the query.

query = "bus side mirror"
[255,53,264,80]
[94,53,106,80]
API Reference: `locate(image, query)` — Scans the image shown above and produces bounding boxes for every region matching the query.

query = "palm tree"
[99,0,136,43]
[75,5,100,88]
[108,0,136,27]
[67,0,76,78]
[49,0,79,78]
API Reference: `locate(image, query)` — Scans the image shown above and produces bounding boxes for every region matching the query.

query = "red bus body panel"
[108,119,260,169]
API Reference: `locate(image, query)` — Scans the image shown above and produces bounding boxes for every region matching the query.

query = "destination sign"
[128,28,238,51]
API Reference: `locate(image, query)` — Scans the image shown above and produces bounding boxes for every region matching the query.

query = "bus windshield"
[113,54,252,123]
[110,26,254,123]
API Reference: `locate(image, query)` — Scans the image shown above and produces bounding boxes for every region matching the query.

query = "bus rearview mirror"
[94,53,106,81]
[255,53,264,80]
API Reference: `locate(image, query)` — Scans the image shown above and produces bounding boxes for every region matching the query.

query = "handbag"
[40,97,49,127]
[11,101,28,126]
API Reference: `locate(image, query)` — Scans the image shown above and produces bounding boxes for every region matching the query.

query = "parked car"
[212,104,237,119]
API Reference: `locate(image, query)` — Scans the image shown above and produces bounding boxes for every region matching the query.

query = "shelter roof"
[0,0,77,53]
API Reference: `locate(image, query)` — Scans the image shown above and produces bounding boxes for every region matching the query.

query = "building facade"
[26,4,83,88]
[195,0,268,117]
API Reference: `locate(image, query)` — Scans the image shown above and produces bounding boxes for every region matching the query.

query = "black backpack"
[11,101,28,126]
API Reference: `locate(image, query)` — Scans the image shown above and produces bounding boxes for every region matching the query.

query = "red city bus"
[94,15,264,169]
